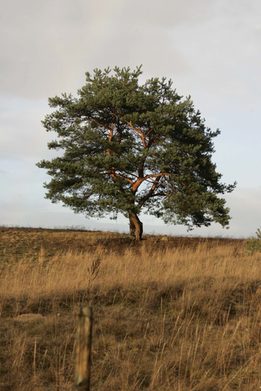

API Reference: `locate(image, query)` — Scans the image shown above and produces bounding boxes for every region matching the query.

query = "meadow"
[0,227,260,390]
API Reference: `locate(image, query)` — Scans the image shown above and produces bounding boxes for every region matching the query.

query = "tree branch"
[131,172,169,193]
[109,170,133,184]
[128,121,147,148]
[138,178,165,207]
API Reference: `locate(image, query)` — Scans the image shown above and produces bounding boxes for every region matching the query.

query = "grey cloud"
[1,1,95,98]
[0,0,139,99]
[0,0,234,99]
[120,0,217,28]
[1,0,260,100]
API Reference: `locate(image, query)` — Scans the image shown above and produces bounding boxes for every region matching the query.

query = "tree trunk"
[129,218,136,239]
[129,212,143,241]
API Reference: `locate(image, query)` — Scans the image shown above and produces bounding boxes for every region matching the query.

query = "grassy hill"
[0,228,260,390]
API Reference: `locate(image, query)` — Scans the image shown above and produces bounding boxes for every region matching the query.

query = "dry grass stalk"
[0,229,260,390]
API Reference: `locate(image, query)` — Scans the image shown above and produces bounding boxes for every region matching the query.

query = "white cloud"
[0,0,248,98]
[0,96,50,159]
[225,187,261,237]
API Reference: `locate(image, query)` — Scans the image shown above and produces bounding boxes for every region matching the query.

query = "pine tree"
[37,66,235,240]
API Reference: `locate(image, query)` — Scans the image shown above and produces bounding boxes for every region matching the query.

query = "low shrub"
[246,228,261,254]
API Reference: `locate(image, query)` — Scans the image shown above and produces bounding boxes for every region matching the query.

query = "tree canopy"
[37,66,235,240]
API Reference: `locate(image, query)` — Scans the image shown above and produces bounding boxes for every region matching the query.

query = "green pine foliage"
[37,66,235,238]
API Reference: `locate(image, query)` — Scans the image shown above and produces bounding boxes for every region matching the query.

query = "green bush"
[246,228,261,254]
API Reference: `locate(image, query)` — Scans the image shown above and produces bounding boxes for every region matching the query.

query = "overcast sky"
[1,0,260,237]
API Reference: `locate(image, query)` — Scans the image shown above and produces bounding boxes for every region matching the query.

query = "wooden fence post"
[75,305,93,390]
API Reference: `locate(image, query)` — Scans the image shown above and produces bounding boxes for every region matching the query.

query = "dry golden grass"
[0,228,260,390]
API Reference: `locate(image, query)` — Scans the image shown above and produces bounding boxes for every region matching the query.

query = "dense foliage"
[37,67,235,239]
